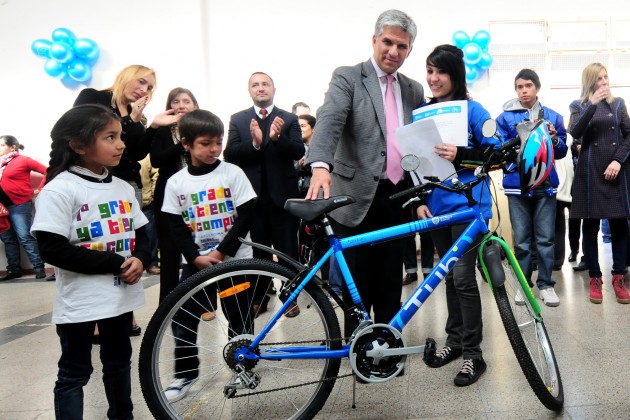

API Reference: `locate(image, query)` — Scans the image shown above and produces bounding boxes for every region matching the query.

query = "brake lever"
[402,196,421,209]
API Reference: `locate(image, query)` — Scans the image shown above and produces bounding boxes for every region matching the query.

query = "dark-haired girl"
[31,104,151,419]
[416,44,501,386]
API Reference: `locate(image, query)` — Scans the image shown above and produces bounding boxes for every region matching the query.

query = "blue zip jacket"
[496,98,568,196]
[424,100,501,220]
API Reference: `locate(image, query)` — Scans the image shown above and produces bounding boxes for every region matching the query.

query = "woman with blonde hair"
[74,64,157,203]
[569,63,630,304]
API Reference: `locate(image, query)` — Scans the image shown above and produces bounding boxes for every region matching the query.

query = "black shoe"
[0,271,22,281]
[454,358,486,386]
[35,268,46,279]
[573,260,588,272]
[402,272,418,286]
[267,285,277,295]
[568,252,577,262]
[46,274,56,282]
[426,346,462,368]
[130,325,142,336]
[553,264,562,271]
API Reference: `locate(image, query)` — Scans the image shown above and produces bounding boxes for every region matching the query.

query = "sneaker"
[454,358,487,386]
[539,288,560,307]
[35,268,47,279]
[611,274,630,304]
[425,346,462,368]
[201,311,216,321]
[515,289,525,306]
[0,271,22,281]
[589,277,603,304]
[164,377,198,402]
[402,272,418,286]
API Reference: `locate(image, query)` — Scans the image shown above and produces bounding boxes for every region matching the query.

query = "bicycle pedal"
[423,337,436,365]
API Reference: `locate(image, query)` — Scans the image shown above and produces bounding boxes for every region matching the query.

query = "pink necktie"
[385,74,403,184]
[260,109,268,120]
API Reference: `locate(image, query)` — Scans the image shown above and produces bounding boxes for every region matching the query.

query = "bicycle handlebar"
[389,139,521,202]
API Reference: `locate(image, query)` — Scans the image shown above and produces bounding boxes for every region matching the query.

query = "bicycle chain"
[229,337,353,399]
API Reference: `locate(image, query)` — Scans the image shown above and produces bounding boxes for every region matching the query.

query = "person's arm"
[150,126,185,168]
[35,231,126,274]
[569,100,596,141]
[550,112,568,160]
[164,213,201,265]
[216,198,256,257]
[131,225,152,269]
[223,112,261,165]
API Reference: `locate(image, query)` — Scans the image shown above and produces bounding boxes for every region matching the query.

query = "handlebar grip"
[389,184,424,200]
[500,137,520,152]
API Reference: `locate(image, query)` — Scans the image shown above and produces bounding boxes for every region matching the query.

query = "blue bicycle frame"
[242,206,490,362]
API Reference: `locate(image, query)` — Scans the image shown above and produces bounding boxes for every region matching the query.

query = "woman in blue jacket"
[416,44,501,387]
[496,69,567,308]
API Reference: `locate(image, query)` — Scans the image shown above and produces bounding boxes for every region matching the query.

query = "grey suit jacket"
[306,59,424,227]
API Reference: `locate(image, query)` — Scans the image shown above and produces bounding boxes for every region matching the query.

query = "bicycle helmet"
[517,120,554,195]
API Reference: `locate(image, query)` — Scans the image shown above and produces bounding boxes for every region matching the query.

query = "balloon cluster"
[31,28,100,88]
[452,30,493,85]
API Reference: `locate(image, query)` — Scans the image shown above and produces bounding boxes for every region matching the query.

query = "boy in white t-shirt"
[161,109,257,402]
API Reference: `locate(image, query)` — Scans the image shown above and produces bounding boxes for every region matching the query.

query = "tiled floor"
[1,241,629,419]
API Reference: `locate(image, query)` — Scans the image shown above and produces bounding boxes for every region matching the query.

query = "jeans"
[55,312,133,420]
[507,191,556,290]
[403,232,434,276]
[431,223,484,359]
[141,204,159,267]
[0,201,44,272]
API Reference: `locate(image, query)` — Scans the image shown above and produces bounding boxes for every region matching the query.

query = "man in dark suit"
[224,72,305,316]
[305,10,424,335]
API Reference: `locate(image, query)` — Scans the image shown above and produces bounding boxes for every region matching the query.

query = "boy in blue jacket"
[497,69,568,307]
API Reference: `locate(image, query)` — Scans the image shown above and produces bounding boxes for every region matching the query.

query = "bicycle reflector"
[517,120,554,195]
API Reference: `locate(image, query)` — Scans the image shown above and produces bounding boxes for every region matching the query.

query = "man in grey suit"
[305,9,424,335]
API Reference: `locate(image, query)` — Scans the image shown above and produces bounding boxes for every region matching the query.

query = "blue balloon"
[73,38,100,64]
[452,30,470,49]
[51,28,76,45]
[49,41,74,63]
[67,58,92,82]
[465,64,478,84]
[61,73,82,89]
[31,39,52,57]
[472,30,491,51]
[44,59,67,79]
[462,42,482,65]
[477,51,493,70]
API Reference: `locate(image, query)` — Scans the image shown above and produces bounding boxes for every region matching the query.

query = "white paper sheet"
[395,118,456,183]
[412,100,469,146]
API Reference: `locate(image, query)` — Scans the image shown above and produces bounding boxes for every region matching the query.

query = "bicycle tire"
[491,261,564,411]
[139,258,342,419]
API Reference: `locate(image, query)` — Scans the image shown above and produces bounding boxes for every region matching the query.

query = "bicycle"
[139,121,564,419]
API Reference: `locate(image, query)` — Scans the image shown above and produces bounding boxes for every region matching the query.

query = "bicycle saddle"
[284,196,356,222]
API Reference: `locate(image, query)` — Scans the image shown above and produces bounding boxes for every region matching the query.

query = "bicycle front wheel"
[491,261,564,411]
[139,259,342,419]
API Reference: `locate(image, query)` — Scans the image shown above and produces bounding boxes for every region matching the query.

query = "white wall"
[0,0,628,269]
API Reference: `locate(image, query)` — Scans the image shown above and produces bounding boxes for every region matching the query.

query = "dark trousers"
[431,223,483,359]
[173,265,253,380]
[582,218,628,277]
[334,180,406,337]
[156,207,182,303]
[250,192,298,305]
[141,203,159,268]
[54,312,133,420]
[403,233,435,275]
[554,200,571,267]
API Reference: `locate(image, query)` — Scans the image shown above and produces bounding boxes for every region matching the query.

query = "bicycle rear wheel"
[490,260,564,411]
[139,259,342,419]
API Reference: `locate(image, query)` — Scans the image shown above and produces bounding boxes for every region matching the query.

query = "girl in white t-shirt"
[31,104,151,420]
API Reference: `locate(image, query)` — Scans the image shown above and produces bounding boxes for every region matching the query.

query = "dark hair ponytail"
[0,135,25,151]
[47,104,120,184]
